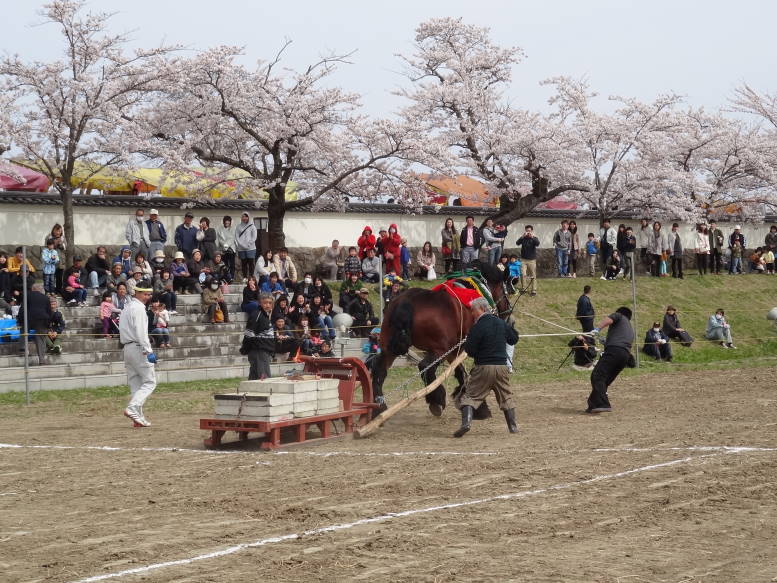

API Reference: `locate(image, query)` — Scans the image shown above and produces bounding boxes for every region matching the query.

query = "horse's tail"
[388,298,414,356]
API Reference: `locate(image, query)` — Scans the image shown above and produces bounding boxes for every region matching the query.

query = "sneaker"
[572,364,593,371]
[600,275,607,280]
[92,288,100,297]
[727,343,737,349]
[67,299,78,307]
[123,407,148,427]
[169,310,178,315]
[530,291,537,297]
[720,342,728,349]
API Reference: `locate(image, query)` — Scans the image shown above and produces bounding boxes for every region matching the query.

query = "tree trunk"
[61,188,75,267]
[267,185,287,250]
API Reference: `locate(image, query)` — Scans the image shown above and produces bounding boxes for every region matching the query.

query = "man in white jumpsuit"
[119,283,156,427]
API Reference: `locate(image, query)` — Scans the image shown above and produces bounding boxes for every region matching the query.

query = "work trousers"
[588,346,630,411]
[247,348,272,380]
[124,344,157,410]
[522,259,537,293]
[457,364,515,411]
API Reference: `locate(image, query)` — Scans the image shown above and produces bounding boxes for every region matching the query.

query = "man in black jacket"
[86,247,111,296]
[454,297,519,437]
[459,216,483,269]
[515,225,540,296]
[244,294,276,380]
[18,283,52,365]
[575,285,595,332]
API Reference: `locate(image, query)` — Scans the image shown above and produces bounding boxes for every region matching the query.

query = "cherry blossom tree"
[136,46,426,249]
[397,18,590,227]
[0,0,177,263]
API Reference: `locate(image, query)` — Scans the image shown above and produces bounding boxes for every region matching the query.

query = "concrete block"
[215,392,294,407]
[293,390,318,403]
[316,397,341,411]
[292,399,318,415]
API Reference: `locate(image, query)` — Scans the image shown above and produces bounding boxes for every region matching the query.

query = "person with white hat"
[119,280,156,427]
[146,209,167,257]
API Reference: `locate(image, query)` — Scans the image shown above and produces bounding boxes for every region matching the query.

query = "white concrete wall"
[0,202,774,250]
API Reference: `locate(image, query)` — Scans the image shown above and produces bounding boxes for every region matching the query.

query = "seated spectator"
[126,267,144,296]
[382,268,407,304]
[272,295,291,325]
[295,315,323,355]
[416,241,436,279]
[254,249,275,285]
[316,340,335,358]
[309,294,335,341]
[134,252,153,280]
[287,293,312,327]
[643,321,672,361]
[45,328,62,355]
[311,276,333,307]
[361,248,381,283]
[150,300,172,348]
[41,238,59,295]
[384,280,404,307]
[150,250,167,279]
[343,246,362,278]
[113,246,133,276]
[201,277,229,324]
[339,272,362,312]
[273,247,298,289]
[260,271,287,300]
[86,247,111,296]
[99,291,120,338]
[605,250,621,280]
[0,295,11,316]
[106,262,127,293]
[349,288,377,338]
[294,272,316,300]
[153,269,177,314]
[187,249,207,292]
[7,246,36,277]
[569,334,597,371]
[0,252,11,302]
[208,252,232,285]
[48,297,66,334]
[241,276,260,313]
[63,263,88,307]
[273,316,298,362]
[171,251,198,294]
[112,282,129,311]
[662,305,693,346]
[705,308,736,349]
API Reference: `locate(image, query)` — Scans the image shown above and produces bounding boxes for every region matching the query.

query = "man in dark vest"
[587,306,634,413]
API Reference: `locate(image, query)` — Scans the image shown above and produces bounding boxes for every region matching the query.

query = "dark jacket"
[49,310,66,333]
[568,335,596,366]
[86,254,111,276]
[459,226,483,249]
[145,219,168,243]
[246,308,275,352]
[515,235,540,260]
[20,290,52,327]
[350,298,375,323]
[464,313,518,366]
[175,224,199,254]
[576,294,594,320]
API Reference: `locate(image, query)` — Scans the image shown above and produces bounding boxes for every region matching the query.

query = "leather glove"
[147,353,157,364]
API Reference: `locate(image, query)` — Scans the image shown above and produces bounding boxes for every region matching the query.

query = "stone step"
[60,321,248,338]
[0,362,304,395]
[0,344,238,367]
[59,309,250,325]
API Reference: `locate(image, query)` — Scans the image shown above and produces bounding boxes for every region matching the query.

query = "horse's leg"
[370,352,395,414]
[420,352,445,417]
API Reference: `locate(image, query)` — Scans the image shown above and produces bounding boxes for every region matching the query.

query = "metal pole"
[22,246,31,405]
[378,255,384,324]
[630,258,640,368]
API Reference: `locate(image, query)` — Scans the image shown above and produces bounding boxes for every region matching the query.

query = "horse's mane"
[469,260,503,287]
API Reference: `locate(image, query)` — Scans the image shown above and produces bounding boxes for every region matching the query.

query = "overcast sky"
[3,0,776,116]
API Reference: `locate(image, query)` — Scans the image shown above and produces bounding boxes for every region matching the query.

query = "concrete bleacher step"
[0,361,304,394]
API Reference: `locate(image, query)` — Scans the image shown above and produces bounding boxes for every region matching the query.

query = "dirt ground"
[2,368,777,583]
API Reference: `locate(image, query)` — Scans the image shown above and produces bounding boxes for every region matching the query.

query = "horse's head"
[471,260,512,320]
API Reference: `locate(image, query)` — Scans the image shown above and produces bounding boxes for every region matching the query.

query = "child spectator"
[41,238,59,295]
[343,247,362,278]
[730,240,743,274]
[47,297,66,352]
[339,272,362,312]
[658,252,668,277]
[317,340,335,358]
[764,248,775,274]
[100,291,119,338]
[361,248,381,283]
[362,327,381,371]
[400,238,411,280]
[63,265,88,306]
[153,269,177,314]
[507,254,523,292]
[150,300,171,348]
[585,233,599,277]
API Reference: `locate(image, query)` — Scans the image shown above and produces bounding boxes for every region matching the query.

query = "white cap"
[734,225,741,230]
[150,208,159,215]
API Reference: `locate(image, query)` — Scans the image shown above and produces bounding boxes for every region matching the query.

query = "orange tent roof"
[421,174,499,207]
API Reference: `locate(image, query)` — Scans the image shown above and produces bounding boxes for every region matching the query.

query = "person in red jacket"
[381,223,402,275]
[357,226,376,260]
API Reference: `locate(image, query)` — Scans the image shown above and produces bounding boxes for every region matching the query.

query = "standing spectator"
[707,220,724,274]
[728,225,746,274]
[145,209,167,257]
[202,278,229,324]
[705,308,736,348]
[153,269,177,314]
[459,216,482,269]
[18,283,51,366]
[646,221,669,277]
[416,241,436,279]
[47,297,65,354]
[361,248,381,283]
[45,223,67,293]
[586,307,634,414]
[599,219,617,278]
[254,249,275,285]
[616,224,628,259]
[552,220,572,277]
[273,247,298,289]
[642,322,672,361]
[216,216,237,281]
[729,239,743,275]
[585,233,599,277]
[197,217,218,261]
[575,285,595,332]
[113,246,133,276]
[0,252,10,302]
[320,239,344,281]
[441,218,460,274]
[568,220,580,278]
[662,305,693,346]
[764,247,775,274]
[125,209,150,259]
[694,224,710,276]
[174,212,199,260]
[374,228,388,258]
[100,290,118,338]
[399,238,411,280]
[241,276,260,312]
[381,224,402,275]
[637,218,651,273]
[243,294,276,380]
[86,246,111,296]
[343,247,362,278]
[515,225,540,296]
[235,212,257,282]
[765,225,777,254]
[41,238,59,295]
[171,251,197,294]
[667,222,684,279]
[622,227,636,280]
[482,218,502,265]
[357,226,376,260]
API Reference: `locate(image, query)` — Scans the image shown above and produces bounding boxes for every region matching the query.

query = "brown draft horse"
[371,260,511,416]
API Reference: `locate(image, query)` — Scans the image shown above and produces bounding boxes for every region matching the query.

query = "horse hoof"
[429,403,444,417]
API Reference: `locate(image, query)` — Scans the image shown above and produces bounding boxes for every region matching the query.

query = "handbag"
[441,244,452,257]
[214,306,225,323]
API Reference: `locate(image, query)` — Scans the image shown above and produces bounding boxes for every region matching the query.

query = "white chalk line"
[595,445,777,453]
[0,492,19,496]
[69,453,720,583]
[0,443,497,458]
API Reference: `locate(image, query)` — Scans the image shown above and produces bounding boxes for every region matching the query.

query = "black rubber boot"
[504,408,518,433]
[453,406,474,438]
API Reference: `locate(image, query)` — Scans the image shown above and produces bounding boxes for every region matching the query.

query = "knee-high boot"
[453,405,474,438]
[504,408,518,433]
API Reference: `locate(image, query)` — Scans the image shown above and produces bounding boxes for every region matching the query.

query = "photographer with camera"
[515,225,540,296]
